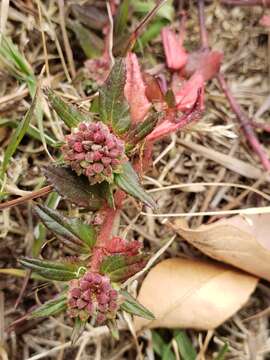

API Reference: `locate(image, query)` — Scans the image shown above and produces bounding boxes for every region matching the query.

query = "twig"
[0,185,53,210]
[221,0,270,5]
[125,0,168,53]
[217,74,270,171]
[57,0,76,79]
[198,0,209,49]
[197,0,270,172]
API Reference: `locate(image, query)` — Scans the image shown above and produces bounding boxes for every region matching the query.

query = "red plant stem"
[221,0,270,5]
[198,0,270,172]
[96,190,126,247]
[198,0,209,49]
[218,74,270,171]
[252,121,270,133]
[0,185,53,210]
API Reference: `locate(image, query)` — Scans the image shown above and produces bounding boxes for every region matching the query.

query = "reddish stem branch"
[0,185,53,210]
[221,0,270,6]
[198,0,209,49]
[218,74,270,171]
[198,0,270,172]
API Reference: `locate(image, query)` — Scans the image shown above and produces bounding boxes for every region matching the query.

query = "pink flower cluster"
[62,122,125,184]
[68,271,118,324]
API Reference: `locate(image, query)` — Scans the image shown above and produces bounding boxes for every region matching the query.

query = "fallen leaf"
[124,52,151,124]
[134,258,258,330]
[174,214,270,282]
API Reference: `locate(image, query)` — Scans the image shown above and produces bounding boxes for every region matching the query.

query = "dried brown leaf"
[134,258,258,331]
[174,214,270,282]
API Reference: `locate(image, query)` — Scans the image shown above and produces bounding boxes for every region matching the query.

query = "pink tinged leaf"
[86,302,94,314]
[81,289,92,301]
[174,71,204,111]
[161,27,188,70]
[147,88,204,143]
[260,15,270,27]
[182,50,223,81]
[80,280,91,291]
[93,163,104,174]
[124,52,151,124]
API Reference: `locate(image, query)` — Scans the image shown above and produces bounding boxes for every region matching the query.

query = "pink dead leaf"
[174,214,270,282]
[174,71,205,111]
[134,258,258,330]
[260,15,270,27]
[124,52,151,124]
[181,49,223,81]
[162,27,188,70]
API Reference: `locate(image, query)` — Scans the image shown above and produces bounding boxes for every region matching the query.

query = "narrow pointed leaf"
[107,319,119,340]
[114,162,156,209]
[19,257,80,281]
[120,290,155,320]
[44,88,88,128]
[34,205,96,252]
[44,166,103,209]
[99,58,131,134]
[173,330,196,360]
[71,317,87,345]
[126,112,159,148]
[1,89,38,176]
[29,293,67,318]
[214,343,229,360]
[100,253,148,282]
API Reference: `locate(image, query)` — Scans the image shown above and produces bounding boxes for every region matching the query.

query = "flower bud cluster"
[62,122,125,184]
[68,272,118,324]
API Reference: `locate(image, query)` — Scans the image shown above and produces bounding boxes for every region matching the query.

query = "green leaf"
[19,257,80,281]
[133,0,174,21]
[214,343,229,360]
[33,191,60,256]
[114,162,156,209]
[71,317,87,345]
[100,253,148,282]
[44,165,103,210]
[162,343,175,360]
[29,293,67,318]
[120,290,155,320]
[0,88,38,177]
[0,36,36,96]
[114,0,130,37]
[99,58,131,134]
[136,19,168,49]
[173,330,197,360]
[34,205,96,252]
[107,319,119,340]
[70,21,103,58]
[0,118,60,148]
[44,88,88,128]
[126,112,159,149]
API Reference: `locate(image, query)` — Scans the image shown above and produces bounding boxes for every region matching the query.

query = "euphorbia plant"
[1,5,222,342]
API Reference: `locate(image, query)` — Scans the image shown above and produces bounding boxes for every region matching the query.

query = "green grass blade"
[214,343,229,360]
[0,90,38,177]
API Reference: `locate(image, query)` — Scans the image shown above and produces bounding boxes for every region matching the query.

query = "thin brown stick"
[125,0,168,53]
[57,0,76,79]
[0,185,53,210]
[217,74,270,171]
[197,0,270,172]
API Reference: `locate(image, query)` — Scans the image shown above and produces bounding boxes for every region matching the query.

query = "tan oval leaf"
[134,258,257,331]
[174,214,270,281]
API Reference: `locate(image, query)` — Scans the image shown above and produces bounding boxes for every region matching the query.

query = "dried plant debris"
[0,1,270,359]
